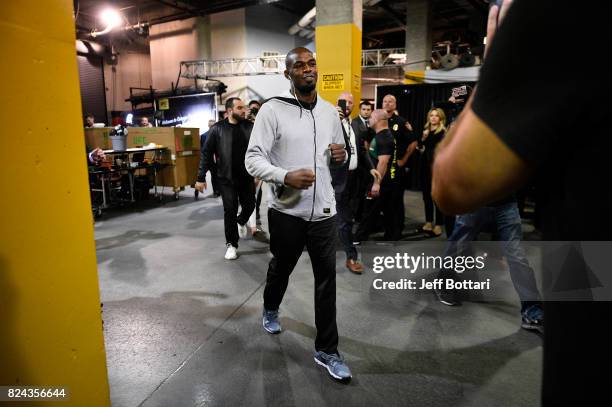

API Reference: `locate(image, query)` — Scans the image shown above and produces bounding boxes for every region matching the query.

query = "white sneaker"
[224,244,238,260]
[237,223,248,239]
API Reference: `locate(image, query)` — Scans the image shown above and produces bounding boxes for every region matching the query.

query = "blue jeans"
[444,202,541,306]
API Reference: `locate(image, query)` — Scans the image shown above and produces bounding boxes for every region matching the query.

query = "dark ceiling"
[75,0,490,53]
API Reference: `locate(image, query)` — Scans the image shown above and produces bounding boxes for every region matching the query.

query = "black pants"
[542,301,611,406]
[445,215,456,238]
[255,183,263,221]
[263,209,339,354]
[219,177,255,247]
[421,161,443,225]
[394,168,407,233]
[210,165,220,195]
[354,167,369,222]
[355,181,400,241]
[336,170,361,261]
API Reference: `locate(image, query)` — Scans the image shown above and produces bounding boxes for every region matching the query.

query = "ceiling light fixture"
[100,8,122,29]
[91,8,123,37]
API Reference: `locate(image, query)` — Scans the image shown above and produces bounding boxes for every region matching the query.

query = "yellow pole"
[316,24,362,111]
[404,70,426,84]
[0,1,110,406]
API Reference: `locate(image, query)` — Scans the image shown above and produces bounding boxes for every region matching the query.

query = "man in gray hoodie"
[245,47,352,381]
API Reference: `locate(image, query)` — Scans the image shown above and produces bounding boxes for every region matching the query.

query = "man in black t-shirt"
[382,95,416,163]
[196,97,255,260]
[382,94,418,236]
[354,110,399,242]
[432,1,610,405]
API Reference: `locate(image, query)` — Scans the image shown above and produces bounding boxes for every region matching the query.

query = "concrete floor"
[95,187,542,407]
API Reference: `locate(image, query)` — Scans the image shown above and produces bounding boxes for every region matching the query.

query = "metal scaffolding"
[180,55,286,79]
[179,48,410,79]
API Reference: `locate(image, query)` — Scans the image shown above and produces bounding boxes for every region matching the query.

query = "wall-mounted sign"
[158,98,169,110]
[321,73,344,91]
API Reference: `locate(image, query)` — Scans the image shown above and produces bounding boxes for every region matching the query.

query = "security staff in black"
[381,94,417,239]
[354,109,399,241]
[196,97,255,260]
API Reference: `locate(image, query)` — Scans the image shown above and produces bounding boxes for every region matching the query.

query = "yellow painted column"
[315,0,362,112]
[404,70,426,84]
[0,1,110,406]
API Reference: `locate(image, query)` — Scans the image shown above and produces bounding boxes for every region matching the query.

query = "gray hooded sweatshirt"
[245,90,345,221]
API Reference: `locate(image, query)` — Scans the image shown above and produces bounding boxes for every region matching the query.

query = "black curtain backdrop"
[375,82,475,190]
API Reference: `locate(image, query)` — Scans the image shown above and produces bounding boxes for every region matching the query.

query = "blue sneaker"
[262,308,281,334]
[314,351,352,381]
[521,304,544,334]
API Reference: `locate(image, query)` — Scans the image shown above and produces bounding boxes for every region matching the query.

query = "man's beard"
[231,112,244,122]
[295,82,316,93]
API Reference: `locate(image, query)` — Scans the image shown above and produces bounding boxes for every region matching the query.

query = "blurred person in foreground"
[432,1,611,405]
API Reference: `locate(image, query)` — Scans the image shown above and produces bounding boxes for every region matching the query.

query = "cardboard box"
[156,152,200,189]
[174,153,200,187]
[127,127,200,153]
[84,127,112,150]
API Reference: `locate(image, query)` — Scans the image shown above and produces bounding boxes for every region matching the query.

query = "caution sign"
[321,73,344,91]
[158,98,169,110]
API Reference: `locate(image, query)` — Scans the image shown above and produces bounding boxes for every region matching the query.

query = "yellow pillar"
[404,70,426,84]
[315,0,362,113]
[0,1,110,406]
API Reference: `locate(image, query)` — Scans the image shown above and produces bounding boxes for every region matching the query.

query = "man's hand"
[370,169,381,184]
[329,143,346,163]
[195,181,207,193]
[449,95,464,104]
[370,182,381,198]
[405,121,413,132]
[284,169,315,189]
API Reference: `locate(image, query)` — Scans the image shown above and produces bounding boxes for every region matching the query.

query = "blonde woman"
[419,108,447,236]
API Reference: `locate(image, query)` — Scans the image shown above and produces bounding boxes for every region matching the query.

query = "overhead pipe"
[288,7,316,36]
[90,21,149,38]
[91,25,114,38]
